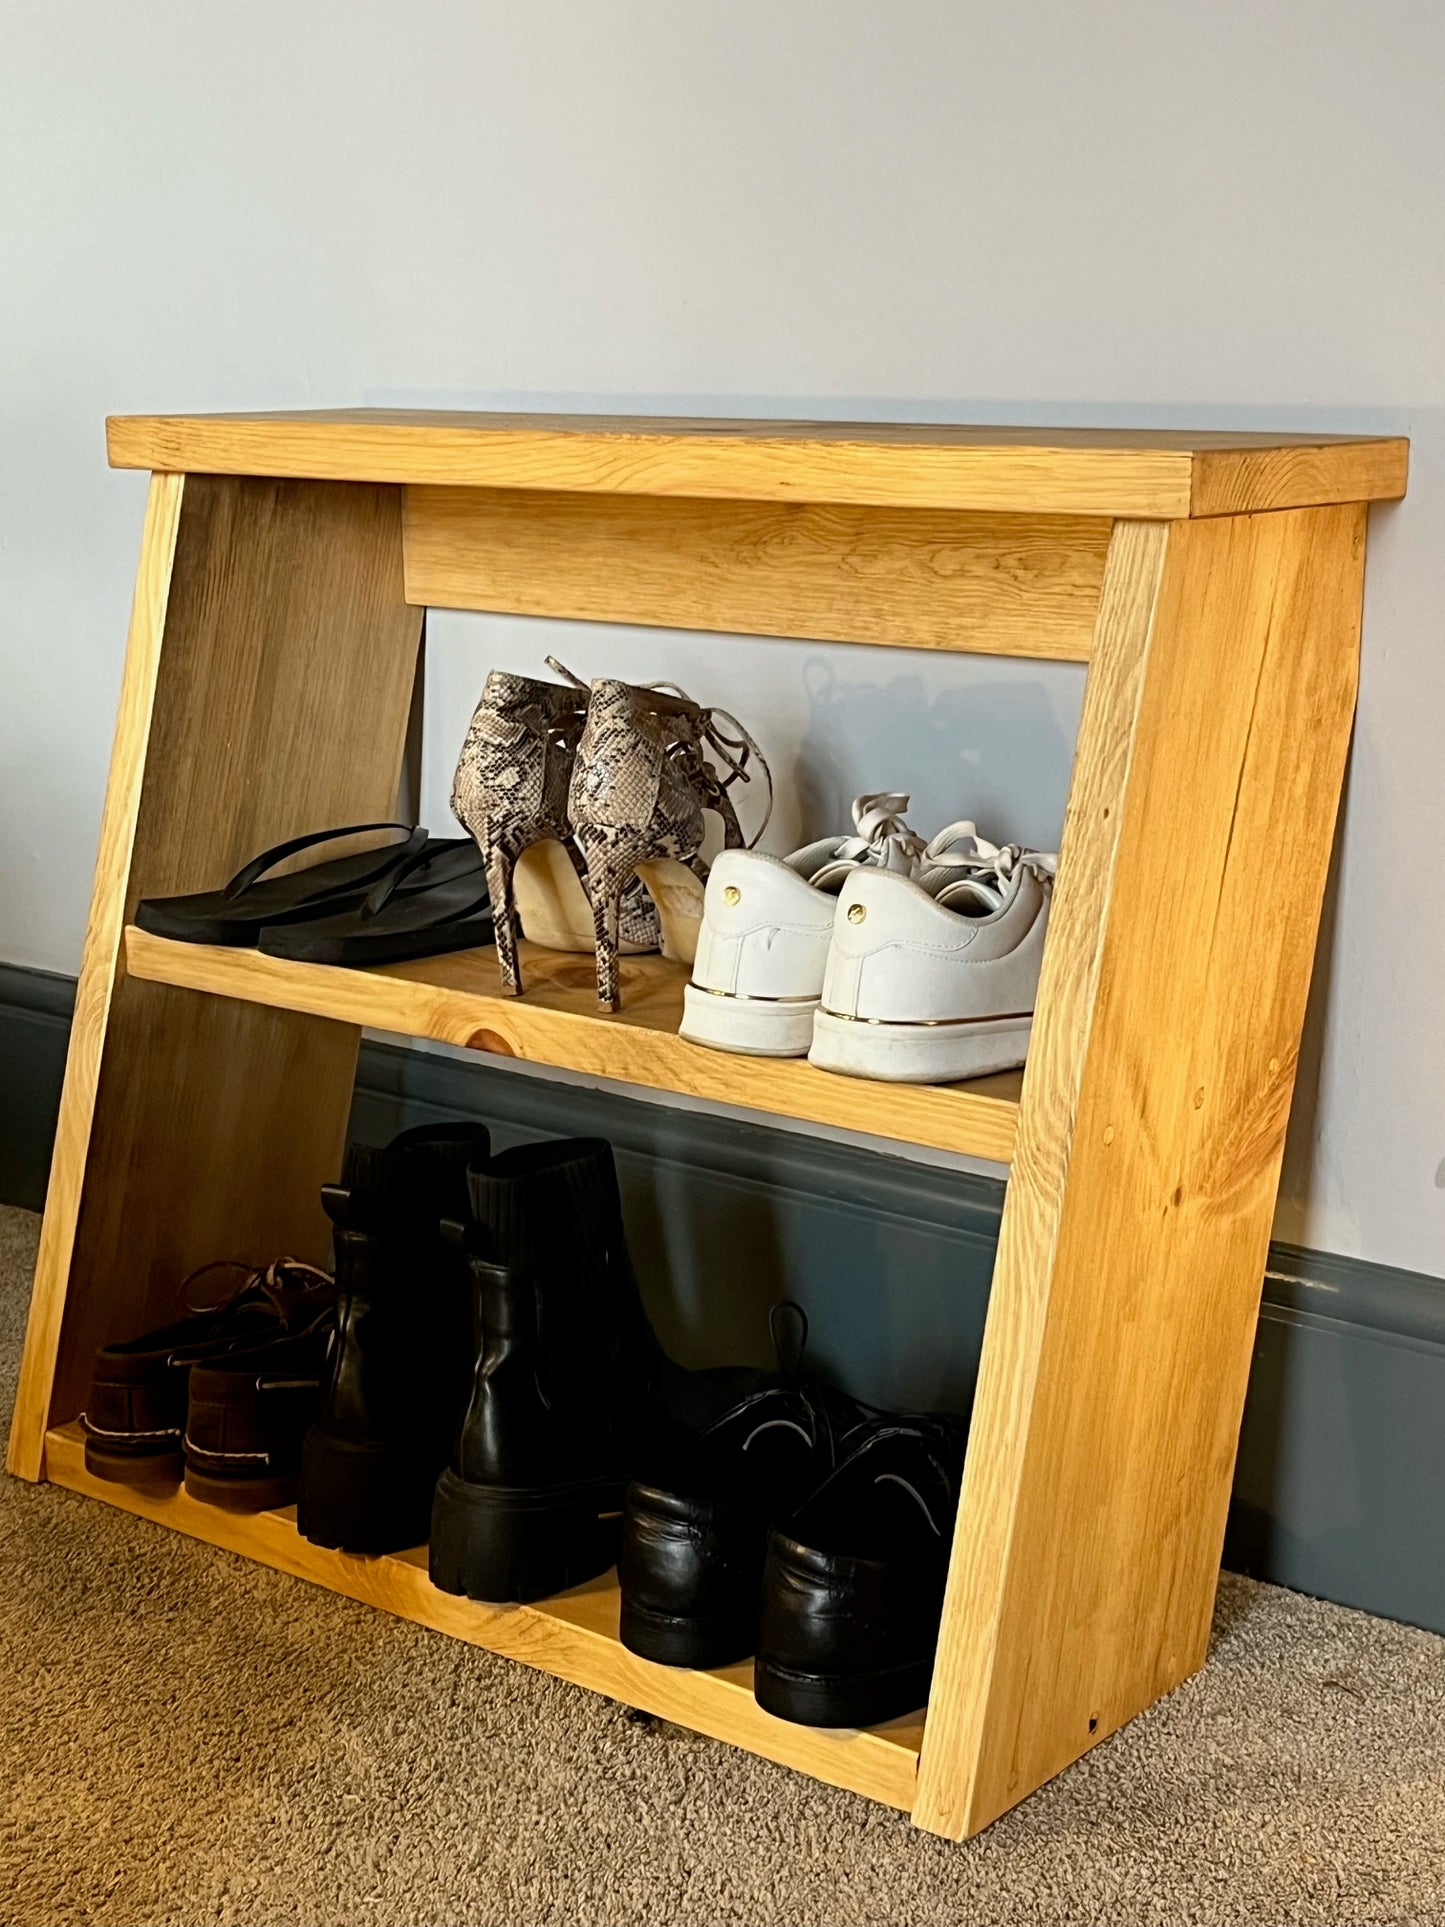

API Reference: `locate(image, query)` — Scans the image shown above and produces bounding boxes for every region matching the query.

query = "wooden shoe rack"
[8,413,1407,1838]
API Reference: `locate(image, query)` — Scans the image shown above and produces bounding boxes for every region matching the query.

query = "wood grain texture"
[105,412,1408,518]
[914,505,1366,1839]
[7,479,424,1474]
[1190,439,1409,517]
[402,487,1110,660]
[124,930,1025,1165]
[43,1423,923,1810]
[7,475,184,1478]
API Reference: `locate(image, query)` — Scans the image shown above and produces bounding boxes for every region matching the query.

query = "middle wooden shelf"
[124,926,1023,1163]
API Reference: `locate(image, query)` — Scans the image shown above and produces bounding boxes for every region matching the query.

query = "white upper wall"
[2,0,1441,1272]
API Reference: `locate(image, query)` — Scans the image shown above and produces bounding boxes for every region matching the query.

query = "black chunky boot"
[295,1121,489,1554]
[429,1137,760,1604]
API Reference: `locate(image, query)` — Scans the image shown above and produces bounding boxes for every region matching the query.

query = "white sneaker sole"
[680,983,819,1057]
[808,1009,1032,1083]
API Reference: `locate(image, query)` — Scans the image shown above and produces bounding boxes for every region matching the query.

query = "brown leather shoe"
[82,1259,334,1492]
[182,1277,337,1511]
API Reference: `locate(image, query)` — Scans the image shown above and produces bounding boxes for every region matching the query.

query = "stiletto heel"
[451,669,589,995]
[485,847,521,993]
[587,863,627,1012]
[569,814,642,1012]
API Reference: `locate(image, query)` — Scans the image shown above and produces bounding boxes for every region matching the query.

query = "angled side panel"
[916,506,1366,1836]
[8,477,424,1475]
[8,475,185,1476]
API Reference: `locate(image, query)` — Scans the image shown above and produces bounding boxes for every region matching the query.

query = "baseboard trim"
[4,962,1445,1632]
[0,963,76,1215]
[0,961,76,1021]
[352,1034,1009,1237]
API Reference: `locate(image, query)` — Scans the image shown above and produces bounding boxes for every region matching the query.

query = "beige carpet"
[2,1205,1443,1927]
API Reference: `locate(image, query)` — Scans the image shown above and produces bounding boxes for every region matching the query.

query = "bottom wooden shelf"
[43,1423,923,1810]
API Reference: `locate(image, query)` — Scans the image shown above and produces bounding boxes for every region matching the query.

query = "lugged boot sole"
[428,1467,627,1604]
[296,1427,439,1555]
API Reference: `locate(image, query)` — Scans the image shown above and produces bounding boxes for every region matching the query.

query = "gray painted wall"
[3,4,1445,1276]
[5,965,1444,1635]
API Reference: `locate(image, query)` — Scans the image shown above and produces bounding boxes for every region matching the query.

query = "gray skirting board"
[3,958,1443,1635]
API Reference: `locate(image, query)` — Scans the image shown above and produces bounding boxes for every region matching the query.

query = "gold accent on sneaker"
[819,1007,1033,1028]
[722,884,741,905]
[691,985,820,1004]
[847,903,867,924]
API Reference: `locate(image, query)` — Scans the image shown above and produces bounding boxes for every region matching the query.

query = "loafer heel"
[618,1596,754,1670]
[182,1464,299,1513]
[753,1657,934,1730]
[82,1436,182,1491]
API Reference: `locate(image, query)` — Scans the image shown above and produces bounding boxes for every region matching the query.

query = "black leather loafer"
[754,1413,969,1728]
[619,1379,865,1669]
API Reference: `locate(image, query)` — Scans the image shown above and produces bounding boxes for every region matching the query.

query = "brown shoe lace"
[179,1257,335,1332]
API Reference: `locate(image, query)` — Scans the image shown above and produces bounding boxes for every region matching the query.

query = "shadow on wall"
[618,1145,996,1415]
[421,611,1086,872]
[1274,762,1351,1246]
[346,1040,1003,1419]
[794,660,1075,851]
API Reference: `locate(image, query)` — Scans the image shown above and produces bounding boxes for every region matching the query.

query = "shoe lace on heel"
[669,705,773,850]
[164,1257,337,1365]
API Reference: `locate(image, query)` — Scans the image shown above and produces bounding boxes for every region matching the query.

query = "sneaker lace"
[922,821,1059,894]
[830,793,927,872]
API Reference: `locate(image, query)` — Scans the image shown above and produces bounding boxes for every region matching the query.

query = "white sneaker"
[679,794,937,1056]
[808,835,1057,1083]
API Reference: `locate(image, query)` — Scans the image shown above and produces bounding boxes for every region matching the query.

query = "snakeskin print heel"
[451,664,669,994]
[569,679,768,1011]
[451,668,589,994]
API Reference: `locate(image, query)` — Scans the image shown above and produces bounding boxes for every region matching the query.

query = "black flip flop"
[135,824,429,946]
[257,839,493,967]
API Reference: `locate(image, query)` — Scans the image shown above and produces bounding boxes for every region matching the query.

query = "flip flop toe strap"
[221,822,424,902]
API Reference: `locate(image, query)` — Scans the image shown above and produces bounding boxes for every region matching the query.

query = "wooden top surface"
[106,411,1408,518]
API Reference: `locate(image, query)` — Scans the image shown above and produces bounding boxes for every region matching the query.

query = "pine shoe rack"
[9,412,1406,1839]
